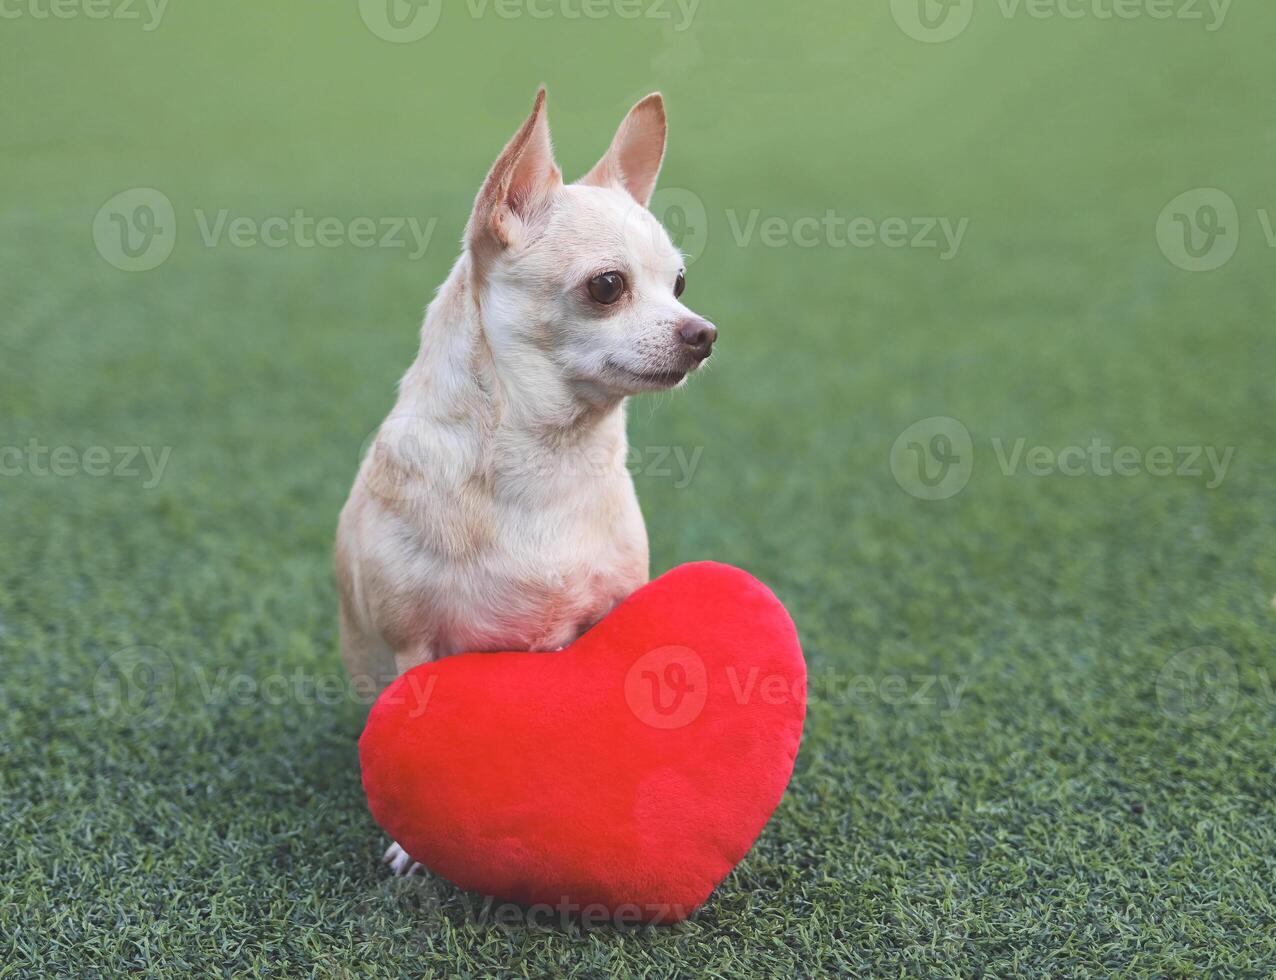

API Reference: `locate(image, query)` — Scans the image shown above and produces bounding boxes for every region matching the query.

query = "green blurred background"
[3,0,1275,974]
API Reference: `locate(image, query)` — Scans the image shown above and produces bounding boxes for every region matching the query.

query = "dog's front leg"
[394,641,438,677]
[380,638,441,876]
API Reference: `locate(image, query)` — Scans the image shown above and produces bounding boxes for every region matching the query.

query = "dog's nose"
[677,317,717,360]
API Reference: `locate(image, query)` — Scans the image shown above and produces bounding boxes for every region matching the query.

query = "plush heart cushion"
[359,561,805,923]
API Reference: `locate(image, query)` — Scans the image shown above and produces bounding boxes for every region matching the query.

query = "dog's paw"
[382,840,424,876]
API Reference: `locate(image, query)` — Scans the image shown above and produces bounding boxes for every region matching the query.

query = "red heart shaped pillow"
[359,561,805,923]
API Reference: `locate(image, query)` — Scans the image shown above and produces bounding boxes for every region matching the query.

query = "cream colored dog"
[335,89,716,873]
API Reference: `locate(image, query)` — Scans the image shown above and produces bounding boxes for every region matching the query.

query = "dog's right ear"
[466,88,562,262]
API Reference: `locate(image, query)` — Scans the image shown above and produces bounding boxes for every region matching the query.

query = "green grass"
[3,1,1276,975]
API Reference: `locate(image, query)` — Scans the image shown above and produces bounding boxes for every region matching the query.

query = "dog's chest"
[440,479,648,655]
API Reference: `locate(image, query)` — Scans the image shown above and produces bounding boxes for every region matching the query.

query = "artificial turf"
[3,1,1275,975]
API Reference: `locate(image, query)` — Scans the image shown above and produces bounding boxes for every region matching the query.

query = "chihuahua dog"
[335,90,716,873]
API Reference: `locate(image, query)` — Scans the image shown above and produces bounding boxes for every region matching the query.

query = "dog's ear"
[580,93,666,207]
[467,88,562,258]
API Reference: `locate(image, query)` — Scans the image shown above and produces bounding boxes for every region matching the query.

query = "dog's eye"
[674,271,686,298]
[588,272,625,305]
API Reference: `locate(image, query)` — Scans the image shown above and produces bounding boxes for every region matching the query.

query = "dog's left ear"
[580,93,666,207]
